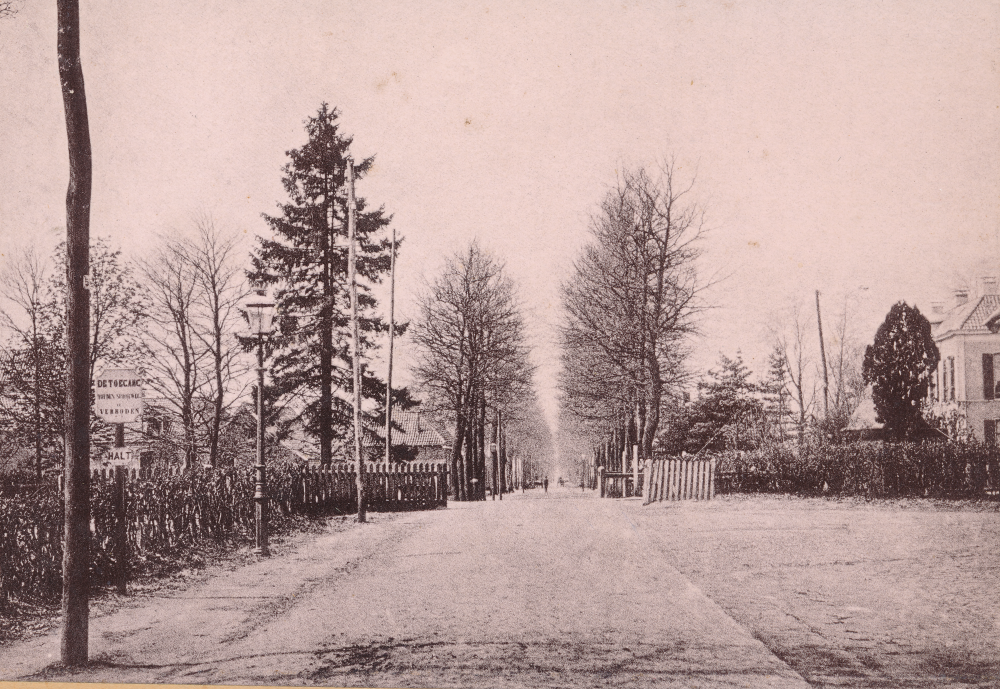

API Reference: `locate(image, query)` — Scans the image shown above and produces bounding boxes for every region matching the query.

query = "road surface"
[0,487,808,688]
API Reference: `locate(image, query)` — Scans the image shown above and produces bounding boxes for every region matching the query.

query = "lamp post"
[244,288,276,556]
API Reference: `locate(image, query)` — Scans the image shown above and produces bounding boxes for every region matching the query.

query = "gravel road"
[0,488,808,688]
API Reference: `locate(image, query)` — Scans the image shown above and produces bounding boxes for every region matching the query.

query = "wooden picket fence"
[1,462,448,604]
[307,463,448,512]
[644,457,716,503]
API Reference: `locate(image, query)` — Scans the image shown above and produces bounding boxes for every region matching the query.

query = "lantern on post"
[243,288,276,555]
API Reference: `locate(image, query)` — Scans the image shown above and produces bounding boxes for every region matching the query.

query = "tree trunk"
[319,305,333,465]
[209,317,225,467]
[451,413,466,501]
[464,405,475,500]
[34,334,42,481]
[477,393,486,500]
[58,0,92,666]
[642,348,662,461]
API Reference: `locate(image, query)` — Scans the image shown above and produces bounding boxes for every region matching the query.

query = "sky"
[1,1,998,434]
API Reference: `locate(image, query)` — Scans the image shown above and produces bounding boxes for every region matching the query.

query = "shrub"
[713,441,998,499]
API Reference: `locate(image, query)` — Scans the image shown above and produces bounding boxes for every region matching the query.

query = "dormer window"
[987,312,1000,334]
[147,417,162,437]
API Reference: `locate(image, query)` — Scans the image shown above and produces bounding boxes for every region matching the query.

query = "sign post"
[93,369,142,594]
[94,369,143,470]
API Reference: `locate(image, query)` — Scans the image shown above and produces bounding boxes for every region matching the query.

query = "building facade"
[928,277,1000,443]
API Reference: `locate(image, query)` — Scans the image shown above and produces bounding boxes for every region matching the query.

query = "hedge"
[712,441,999,499]
[0,464,347,606]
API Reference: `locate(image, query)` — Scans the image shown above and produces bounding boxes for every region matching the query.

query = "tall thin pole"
[58,0,92,665]
[384,228,396,466]
[253,340,269,555]
[347,158,366,523]
[816,290,829,420]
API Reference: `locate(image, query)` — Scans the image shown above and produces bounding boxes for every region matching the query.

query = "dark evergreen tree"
[249,104,397,464]
[862,301,940,440]
[687,352,763,451]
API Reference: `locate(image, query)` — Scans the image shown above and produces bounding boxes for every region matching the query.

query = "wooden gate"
[643,457,715,503]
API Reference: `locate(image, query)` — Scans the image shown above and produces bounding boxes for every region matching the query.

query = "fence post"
[598,466,605,498]
[113,466,128,594]
[708,457,716,500]
[642,459,651,504]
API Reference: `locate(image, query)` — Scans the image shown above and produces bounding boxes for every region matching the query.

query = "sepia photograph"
[0,1,998,687]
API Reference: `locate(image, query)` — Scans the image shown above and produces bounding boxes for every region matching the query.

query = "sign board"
[94,368,143,423]
[96,446,141,470]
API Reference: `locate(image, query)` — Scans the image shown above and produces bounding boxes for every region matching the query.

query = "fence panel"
[643,458,716,504]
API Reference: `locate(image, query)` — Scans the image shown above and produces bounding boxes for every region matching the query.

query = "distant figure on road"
[543,477,548,493]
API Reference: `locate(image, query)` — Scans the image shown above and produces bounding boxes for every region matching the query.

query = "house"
[367,410,450,464]
[925,276,1000,443]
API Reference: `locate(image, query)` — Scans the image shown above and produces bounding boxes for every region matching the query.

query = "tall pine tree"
[250,105,396,464]
[862,301,940,440]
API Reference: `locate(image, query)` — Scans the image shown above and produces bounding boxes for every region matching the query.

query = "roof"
[381,411,448,447]
[845,391,882,431]
[934,294,1000,338]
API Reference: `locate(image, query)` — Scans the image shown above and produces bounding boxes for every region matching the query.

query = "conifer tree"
[688,352,762,451]
[249,104,396,464]
[862,301,939,440]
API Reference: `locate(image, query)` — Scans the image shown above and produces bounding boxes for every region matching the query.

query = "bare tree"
[412,242,533,501]
[143,220,249,468]
[0,248,63,478]
[560,161,705,460]
[48,238,150,382]
[770,303,815,444]
[827,299,866,435]
[142,238,205,469]
[189,219,250,466]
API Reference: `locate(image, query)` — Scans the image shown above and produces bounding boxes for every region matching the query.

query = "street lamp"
[244,288,276,556]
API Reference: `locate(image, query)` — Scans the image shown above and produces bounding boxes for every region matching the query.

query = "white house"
[926,276,1000,443]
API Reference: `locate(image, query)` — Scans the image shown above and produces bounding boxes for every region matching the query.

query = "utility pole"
[347,158,366,523]
[384,228,396,466]
[57,0,92,665]
[816,290,829,420]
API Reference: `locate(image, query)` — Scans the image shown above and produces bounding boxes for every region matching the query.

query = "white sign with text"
[94,368,144,423]
[100,446,141,469]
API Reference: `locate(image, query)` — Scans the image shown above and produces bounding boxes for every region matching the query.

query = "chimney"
[982,276,999,296]
[955,289,969,308]
[931,301,945,315]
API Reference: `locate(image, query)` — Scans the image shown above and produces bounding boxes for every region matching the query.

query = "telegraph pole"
[384,228,396,466]
[57,0,92,665]
[347,158,366,523]
[816,290,829,419]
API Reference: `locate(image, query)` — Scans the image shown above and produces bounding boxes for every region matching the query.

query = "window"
[949,357,956,401]
[986,420,997,446]
[984,354,995,400]
[993,355,1000,399]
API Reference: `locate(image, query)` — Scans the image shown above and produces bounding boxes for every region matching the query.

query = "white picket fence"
[643,457,716,503]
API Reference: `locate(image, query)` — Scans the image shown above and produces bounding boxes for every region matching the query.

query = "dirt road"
[635,495,1000,688]
[0,488,808,688]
